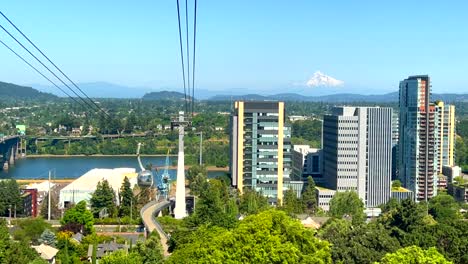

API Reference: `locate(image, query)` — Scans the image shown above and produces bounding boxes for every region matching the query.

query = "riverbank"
[26,154,177,158]
[17,179,75,184]
[161,165,229,172]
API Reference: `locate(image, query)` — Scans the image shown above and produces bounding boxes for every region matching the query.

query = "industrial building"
[59,168,138,208]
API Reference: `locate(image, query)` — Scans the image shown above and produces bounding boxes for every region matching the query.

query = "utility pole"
[48,170,51,221]
[199,131,203,166]
[8,205,11,225]
[130,198,133,221]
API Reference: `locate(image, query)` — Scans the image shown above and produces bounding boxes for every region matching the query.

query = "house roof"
[87,242,128,258]
[32,244,59,260]
[298,216,331,229]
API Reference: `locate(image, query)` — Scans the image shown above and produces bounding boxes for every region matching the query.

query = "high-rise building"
[291,145,322,180]
[398,75,438,201]
[322,106,393,208]
[435,101,456,173]
[230,101,292,203]
[392,112,399,180]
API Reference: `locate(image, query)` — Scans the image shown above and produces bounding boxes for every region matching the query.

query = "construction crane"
[156,149,171,200]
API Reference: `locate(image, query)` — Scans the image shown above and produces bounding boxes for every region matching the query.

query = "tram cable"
[185,0,191,117]
[0,11,112,120]
[176,0,189,115]
[176,0,198,118]
[0,24,103,114]
[191,0,198,117]
[0,39,87,108]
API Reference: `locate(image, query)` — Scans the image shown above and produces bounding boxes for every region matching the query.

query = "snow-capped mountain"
[306,71,344,87]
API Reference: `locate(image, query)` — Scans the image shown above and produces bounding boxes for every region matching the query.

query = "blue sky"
[1,1,467,95]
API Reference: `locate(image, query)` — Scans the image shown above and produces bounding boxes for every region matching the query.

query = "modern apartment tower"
[399,75,437,201]
[322,106,393,208]
[230,101,292,203]
[435,101,456,173]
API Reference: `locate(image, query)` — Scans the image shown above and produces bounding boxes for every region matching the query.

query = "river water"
[0,156,225,180]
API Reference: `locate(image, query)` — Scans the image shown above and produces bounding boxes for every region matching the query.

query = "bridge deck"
[140,199,172,257]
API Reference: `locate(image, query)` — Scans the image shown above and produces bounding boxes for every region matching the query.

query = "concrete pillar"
[13,143,17,161]
[3,161,8,171]
[174,111,187,219]
[8,148,14,166]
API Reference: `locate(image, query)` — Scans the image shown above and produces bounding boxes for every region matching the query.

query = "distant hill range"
[6,80,468,103]
[142,91,192,101]
[209,92,468,103]
[0,81,57,100]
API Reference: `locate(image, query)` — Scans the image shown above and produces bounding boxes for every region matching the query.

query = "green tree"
[188,179,238,229]
[119,177,134,218]
[301,176,318,214]
[329,191,365,225]
[39,229,56,246]
[380,198,400,214]
[100,250,142,264]
[90,180,116,218]
[40,192,60,220]
[0,219,43,263]
[167,210,332,264]
[0,180,22,216]
[377,246,451,264]
[12,218,52,244]
[61,201,94,234]
[281,188,303,215]
[319,219,400,264]
[187,166,209,197]
[131,232,164,263]
[392,180,402,189]
[238,189,270,215]
[186,164,207,183]
[380,198,426,234]
[428,194,460,222]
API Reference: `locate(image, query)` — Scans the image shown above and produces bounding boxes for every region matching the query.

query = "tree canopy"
[119,176,134,218]
[61,200,94,234]
[90,179,117,218]
[167,210,331,264]
[377,246,451,264]
[329,191,365,225]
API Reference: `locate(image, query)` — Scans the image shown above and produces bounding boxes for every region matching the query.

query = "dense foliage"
[377,246,451,264]
[90,180,117,218]
[60,200,94,234]
[0,219,44,263]
[167,210,332,264]
[0,180,22,217]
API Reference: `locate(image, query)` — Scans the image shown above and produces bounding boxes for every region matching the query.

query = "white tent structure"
[59,168,137,208]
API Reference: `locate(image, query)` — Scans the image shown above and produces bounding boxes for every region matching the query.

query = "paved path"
[140,200,172,257]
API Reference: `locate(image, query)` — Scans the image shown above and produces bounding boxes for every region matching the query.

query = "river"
[0,156,226,180]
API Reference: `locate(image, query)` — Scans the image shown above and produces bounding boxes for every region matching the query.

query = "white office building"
[322,106,393,208]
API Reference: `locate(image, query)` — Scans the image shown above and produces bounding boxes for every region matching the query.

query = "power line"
[0,11,111,120]
[0,38,85,107]
[191,0,198,117]
[0,23,109,120]
[185,0,191,117]
[176,0,189,115]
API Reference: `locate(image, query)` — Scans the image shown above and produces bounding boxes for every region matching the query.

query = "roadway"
[140,199,173,257]
[0,135,19,143]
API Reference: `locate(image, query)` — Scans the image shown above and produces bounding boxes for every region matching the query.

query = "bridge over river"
[0,135,22,171]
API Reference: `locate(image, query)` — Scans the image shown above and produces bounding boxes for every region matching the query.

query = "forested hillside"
[0,81,56,101]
